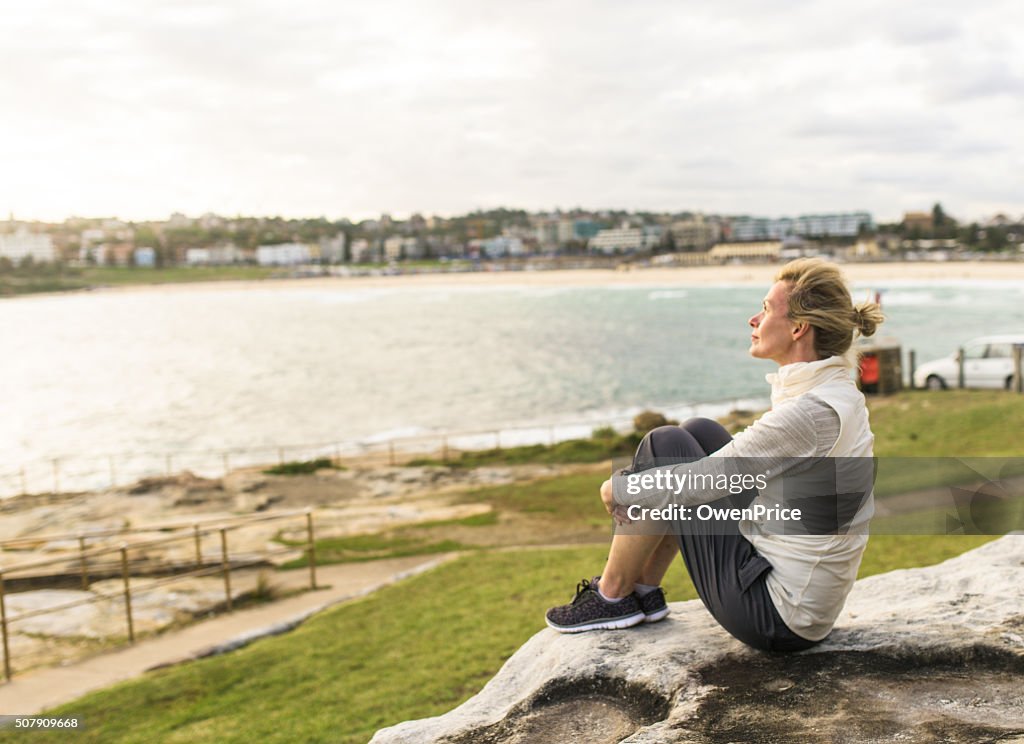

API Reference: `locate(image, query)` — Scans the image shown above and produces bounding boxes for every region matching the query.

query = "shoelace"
[571,577,594,604]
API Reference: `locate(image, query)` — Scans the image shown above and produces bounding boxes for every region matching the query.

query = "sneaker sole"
[643,607,670,623]
[545,611,646,634]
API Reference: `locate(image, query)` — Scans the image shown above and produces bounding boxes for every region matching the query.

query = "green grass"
[262,458,343,476]
[408,432,641,468]
[281,473,610,568]
[456,472,607,520]
[77,265,279,286]
[281,534,469,567]
[855,534,996,574]
[1,535,997,744]
[279,512,499,567]
[0,265,280,297]
[870,390,1024,457]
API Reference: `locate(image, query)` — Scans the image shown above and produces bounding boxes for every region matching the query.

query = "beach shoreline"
[77,259,1024,298]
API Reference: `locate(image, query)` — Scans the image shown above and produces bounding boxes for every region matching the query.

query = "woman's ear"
[792,322,810,339]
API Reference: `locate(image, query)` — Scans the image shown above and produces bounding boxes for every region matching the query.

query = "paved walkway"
[0,554,456,715]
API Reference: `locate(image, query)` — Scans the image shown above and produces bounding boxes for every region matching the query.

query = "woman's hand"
[601,478,632,525]
[600,478,616,515]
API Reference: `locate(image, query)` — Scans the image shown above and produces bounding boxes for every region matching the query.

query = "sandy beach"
[89,260,1024,298]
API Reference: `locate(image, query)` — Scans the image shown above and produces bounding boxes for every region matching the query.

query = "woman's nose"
[749,312,761,328]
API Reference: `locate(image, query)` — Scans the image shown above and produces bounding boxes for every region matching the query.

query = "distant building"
[588,227,660,254]
[572,219,601,241]
[383,236,403,261]
[553,218,600,244]
[402,237,424,260]
[730,212,873,241]
[853,238,882,258]
[480,236,525,258]
[81,228,106,247]
[109,242,137,265]
[134,247,156,267]
[535,219,560,248]
[185,248,211,266]
[186,244,243,265]
[557,219,575,244]
[79,245,107,264]
[382,236,423,261]
[670,215,721,251]
[708,241,782,261]
[901,212,933,234]
[0,228,56,262]
[256,243,311,266]
[350,238,374,263]
[900,238,958,252]
[319,234,347,263]
[210,244,243,264]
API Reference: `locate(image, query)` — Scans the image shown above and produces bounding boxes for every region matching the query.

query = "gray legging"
[629,418,817,652]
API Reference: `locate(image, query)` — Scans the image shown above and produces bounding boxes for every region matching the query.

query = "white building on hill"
[588,227,660,254]
[256,243,311,266]
[0,228,56,262]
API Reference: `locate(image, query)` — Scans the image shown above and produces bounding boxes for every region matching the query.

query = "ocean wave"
[648,289,689,301]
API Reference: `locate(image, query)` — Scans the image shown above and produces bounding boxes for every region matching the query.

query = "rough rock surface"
[0,464,580,564]
[371,535,1024,744]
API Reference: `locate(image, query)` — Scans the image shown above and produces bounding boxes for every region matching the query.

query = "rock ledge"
[371,535,1024,744]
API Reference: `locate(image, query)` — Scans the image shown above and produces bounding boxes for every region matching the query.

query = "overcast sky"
[2,0,1022,224]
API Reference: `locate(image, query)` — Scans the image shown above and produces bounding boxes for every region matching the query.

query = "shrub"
[632,410,678,435]
[263,458,341,475]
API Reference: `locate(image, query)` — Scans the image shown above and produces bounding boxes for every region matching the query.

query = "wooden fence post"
[0,571,11,681]
[1014,345,1023,394]
[78,535,89,590]
[306,509,318,590]
[220,528,232,611]
[120,545,135,643]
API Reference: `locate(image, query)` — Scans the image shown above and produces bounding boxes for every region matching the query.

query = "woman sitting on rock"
[545,258,884,652]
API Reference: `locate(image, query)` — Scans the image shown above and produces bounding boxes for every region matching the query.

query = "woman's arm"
[609,396,839,511]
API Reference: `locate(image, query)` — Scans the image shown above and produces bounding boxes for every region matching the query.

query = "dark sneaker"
[545,577,645,633]
[637,587,669,623]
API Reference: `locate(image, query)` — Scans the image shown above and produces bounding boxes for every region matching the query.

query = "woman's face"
[748,281,799,364]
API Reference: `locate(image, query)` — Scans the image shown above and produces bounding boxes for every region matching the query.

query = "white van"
[913,335,1024,390]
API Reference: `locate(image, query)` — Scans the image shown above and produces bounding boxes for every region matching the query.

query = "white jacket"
[612,355,875,641]
[741,355,874,641]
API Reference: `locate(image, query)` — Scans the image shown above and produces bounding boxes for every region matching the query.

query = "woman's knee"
[628,426,704,473]
[645,425,706,461]
[680,417,732,455]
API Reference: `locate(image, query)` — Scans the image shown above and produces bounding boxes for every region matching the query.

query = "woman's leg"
[546,418,742,633]
[600,533,678,597]
[658,420,815,651]
[599,422,715,598]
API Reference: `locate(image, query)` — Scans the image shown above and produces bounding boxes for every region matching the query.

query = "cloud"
[0,0,1021,222]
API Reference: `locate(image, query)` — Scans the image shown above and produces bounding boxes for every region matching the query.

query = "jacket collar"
[766,355,854,407]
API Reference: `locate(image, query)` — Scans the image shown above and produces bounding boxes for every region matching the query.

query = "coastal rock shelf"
[371,535,1024,744]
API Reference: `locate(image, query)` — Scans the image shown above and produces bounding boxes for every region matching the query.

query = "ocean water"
[3,278,1024,492]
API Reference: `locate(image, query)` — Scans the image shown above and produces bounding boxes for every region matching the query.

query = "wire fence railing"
[0,509,317,680]
[0,395,771,499]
